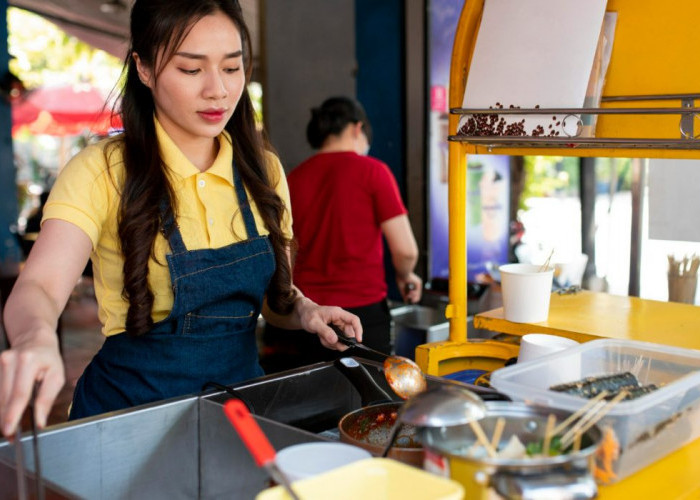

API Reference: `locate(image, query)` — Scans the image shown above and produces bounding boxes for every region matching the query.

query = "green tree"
[7,7,122,91]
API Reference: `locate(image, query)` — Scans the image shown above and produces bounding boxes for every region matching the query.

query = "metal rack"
[449,93,700,151]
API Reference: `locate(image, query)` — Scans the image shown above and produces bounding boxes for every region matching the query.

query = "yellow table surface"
[473,290,700,498]
[473,290,700,350]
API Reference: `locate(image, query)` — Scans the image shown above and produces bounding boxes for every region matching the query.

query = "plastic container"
[256,457,464,500]
[491,338,700,482]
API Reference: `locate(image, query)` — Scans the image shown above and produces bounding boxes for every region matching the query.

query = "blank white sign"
[648,159,700,242]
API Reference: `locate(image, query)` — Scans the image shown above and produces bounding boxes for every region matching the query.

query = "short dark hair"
[306,96,373,149]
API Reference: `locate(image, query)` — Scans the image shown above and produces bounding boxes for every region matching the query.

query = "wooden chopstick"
[470,420,497,458]
[560,391,629,449]
[551,390,609,437]
[490,417,506,451]
[539,249,555,272]
[559,398,608,446]
[573,431,582,452]
[542,414,557,456]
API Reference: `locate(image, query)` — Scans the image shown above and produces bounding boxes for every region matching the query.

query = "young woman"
[262,97,421,372]
[0,0,361,437]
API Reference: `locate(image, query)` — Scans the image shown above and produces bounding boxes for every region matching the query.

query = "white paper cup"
[275,442,371,482]
[499,263,554,323]
[517,333,581,385]
[517,333,579,363]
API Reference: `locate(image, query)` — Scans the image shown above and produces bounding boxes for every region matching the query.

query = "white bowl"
[517,333,579,364]
[275,442,371,482]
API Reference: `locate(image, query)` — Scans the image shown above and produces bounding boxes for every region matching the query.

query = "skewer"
[539,249,555,272]
[542,414,556,456]
[490,417,506,451]
[560,391,629,449]
[559,399,608,446]
[469,420,497,458]
[573,431,582,452]
[551,390,609,437]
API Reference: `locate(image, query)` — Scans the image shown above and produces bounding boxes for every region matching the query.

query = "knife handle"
[223,399,275,467]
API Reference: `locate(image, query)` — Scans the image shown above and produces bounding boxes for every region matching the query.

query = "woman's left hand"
[295,297,363,350]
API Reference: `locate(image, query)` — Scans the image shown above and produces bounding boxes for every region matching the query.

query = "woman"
[262,97,421,371]
[0,0,361,437]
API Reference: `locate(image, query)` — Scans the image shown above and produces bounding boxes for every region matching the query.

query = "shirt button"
[208,218,214,226]
[198,179,205,188]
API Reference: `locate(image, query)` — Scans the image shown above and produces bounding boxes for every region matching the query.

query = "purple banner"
[428,0,510,282]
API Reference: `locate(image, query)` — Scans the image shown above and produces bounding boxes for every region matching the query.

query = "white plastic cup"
[275,442,371,482]
[499,263,554,323]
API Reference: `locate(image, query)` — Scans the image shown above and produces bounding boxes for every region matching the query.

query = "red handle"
[223,399,276,467]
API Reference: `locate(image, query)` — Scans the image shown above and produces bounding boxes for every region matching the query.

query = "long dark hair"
[306,96,373,149]
[110,0,295,336]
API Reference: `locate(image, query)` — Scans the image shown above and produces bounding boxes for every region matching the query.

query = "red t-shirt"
[288,151,407,307]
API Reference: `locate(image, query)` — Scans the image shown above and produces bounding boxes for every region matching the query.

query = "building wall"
[261,0,356,170]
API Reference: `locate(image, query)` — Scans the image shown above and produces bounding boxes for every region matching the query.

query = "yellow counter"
[473,290,700,497]
[473,290,700,350]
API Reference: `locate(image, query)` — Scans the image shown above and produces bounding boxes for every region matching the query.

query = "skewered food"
[549,372,659,401]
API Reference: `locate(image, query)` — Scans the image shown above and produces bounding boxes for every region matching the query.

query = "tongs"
[14,383,44,500]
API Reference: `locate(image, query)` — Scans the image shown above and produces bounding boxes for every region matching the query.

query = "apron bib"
[70,164,275,419]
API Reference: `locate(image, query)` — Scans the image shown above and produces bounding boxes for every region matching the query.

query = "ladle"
[332,326,427,400]
[381,384,488,457]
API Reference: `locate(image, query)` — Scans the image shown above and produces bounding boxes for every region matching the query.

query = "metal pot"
[419,402,602,500]
[337,401,424,467]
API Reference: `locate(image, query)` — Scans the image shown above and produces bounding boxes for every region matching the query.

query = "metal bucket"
[419,402,602,500]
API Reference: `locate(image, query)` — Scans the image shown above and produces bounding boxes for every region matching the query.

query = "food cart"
[414,0,700,497]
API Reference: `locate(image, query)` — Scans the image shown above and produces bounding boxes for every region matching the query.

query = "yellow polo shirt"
[43,120,293,336]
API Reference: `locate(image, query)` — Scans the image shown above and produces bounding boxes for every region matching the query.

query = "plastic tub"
[256,458,464,500]
[490,338,700,482]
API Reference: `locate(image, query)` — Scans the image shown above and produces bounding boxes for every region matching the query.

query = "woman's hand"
[396,272,423,304]
[294,296,363,350]
[0,330,65,438]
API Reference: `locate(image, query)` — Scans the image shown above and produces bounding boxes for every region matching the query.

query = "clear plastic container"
[490,338,700,482]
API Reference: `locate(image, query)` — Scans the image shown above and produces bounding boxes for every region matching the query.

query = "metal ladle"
[332,326,427,400]
[381,384,487,457]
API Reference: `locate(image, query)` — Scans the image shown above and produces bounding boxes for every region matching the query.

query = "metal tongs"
[14,383,44,500]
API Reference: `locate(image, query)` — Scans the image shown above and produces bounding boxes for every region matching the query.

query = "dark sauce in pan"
[343,405,422,449]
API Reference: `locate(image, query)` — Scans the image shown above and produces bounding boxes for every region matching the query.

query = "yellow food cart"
[416,1,700,496]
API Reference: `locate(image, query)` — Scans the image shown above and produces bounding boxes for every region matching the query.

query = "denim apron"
[69,164,275,419]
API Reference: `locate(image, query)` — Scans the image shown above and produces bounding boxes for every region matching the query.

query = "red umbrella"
[12,83,122,136]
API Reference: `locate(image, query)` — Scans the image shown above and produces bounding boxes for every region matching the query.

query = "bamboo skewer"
[573,431,582,452]
[667,254,700,277]
[559,399,608,446]
[550,390,609,437]
[539,249,555,272]
[490,417,506,451]
[560,391,629,449]
[469,420,497,458]
[542,414,556,456]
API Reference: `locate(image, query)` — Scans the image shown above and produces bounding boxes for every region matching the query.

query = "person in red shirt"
[261,97,422,371]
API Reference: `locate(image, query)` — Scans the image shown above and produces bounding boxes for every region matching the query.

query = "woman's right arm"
[381,214,423,304]
[0,219,92,437]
